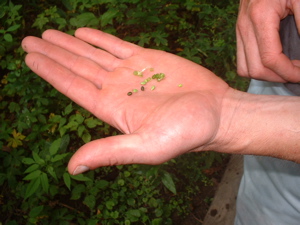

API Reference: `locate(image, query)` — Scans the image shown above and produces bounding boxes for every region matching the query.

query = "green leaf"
[63,172,71,190]
[47,166,58,181]
[32,151,45,165]
[87,219,98,225]
[105,200,115,210]
[4,33,13,42]
[84,195,96,209]
[32,14,49,30]
[100,8,118,27]
[77,124,86,137]
[70,184,85,200]
[70,173,92,182]
[70,12,97,27]
[50,153,69,163]
[95,179,109,189]
[60,134,70,152]
[23,170,41,180]
[29,205,44,218]
[75,113,85,124]
[24,164,39,174]
[49,138,61,156]
[151,218,162,225]
[24,178,41,199]
[64,103,73,115]
[40,172,49,194]
[127,198,136,206]
[161,171,177,195]
[85,117,102,128]
[7,24,21,32]
[22,157,35,165]
[81,132,91,143]
[126,209,141,218]
[110,211,119,219]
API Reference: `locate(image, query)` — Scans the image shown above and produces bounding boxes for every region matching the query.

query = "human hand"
[236,0,300,82]
[22,28,231,174]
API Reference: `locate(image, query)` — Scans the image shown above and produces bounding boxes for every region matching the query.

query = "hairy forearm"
[211,89,300,162]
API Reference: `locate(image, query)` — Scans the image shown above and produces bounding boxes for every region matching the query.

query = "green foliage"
[1,0,236,224]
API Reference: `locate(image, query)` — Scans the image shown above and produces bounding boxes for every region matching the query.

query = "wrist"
[207,88,300,162]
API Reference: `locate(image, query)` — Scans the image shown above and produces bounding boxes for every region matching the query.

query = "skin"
[22,28,300,175]
[236,0,300,82]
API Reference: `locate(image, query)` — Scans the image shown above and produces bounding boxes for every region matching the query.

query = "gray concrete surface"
[203,155,243,225]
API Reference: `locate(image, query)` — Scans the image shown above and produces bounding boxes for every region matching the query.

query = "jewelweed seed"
[133,71,143,77]
[127,92,133,96]
[141,86,145,91]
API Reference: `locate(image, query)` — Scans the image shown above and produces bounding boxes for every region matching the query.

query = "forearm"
[211,89,300,162]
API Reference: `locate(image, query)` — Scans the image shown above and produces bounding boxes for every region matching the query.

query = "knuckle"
[260,53,278,68]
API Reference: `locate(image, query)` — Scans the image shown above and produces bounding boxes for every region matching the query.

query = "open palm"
[22,28,231,174]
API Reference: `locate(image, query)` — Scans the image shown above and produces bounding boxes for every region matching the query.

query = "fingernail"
[73,165,90,175]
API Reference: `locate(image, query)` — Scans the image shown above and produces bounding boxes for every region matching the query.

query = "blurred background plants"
[0,0,246,224]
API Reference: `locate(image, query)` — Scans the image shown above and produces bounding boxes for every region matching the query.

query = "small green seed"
[133,71,143,77]
[141,81,147,85]
[127,92,133,96]
[178,84,183,87]
[151,85,156,91]
[133,89,138,93]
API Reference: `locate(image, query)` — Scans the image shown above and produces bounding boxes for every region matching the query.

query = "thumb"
[67,134,172,175]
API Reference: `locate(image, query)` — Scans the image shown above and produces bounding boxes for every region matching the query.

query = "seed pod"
[127,92,133,96]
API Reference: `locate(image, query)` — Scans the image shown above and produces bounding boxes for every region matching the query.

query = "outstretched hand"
[236,0,300,82]
[22,28,232,175]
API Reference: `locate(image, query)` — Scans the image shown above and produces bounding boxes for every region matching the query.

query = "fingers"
[237,16,287,82]
[22,36,106,88]
[41,29,123,72]
[251,7,300,82]
[237,0,300,82]
[24,52,103,115]
[74,28,141,60]
[67,134,175,175]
